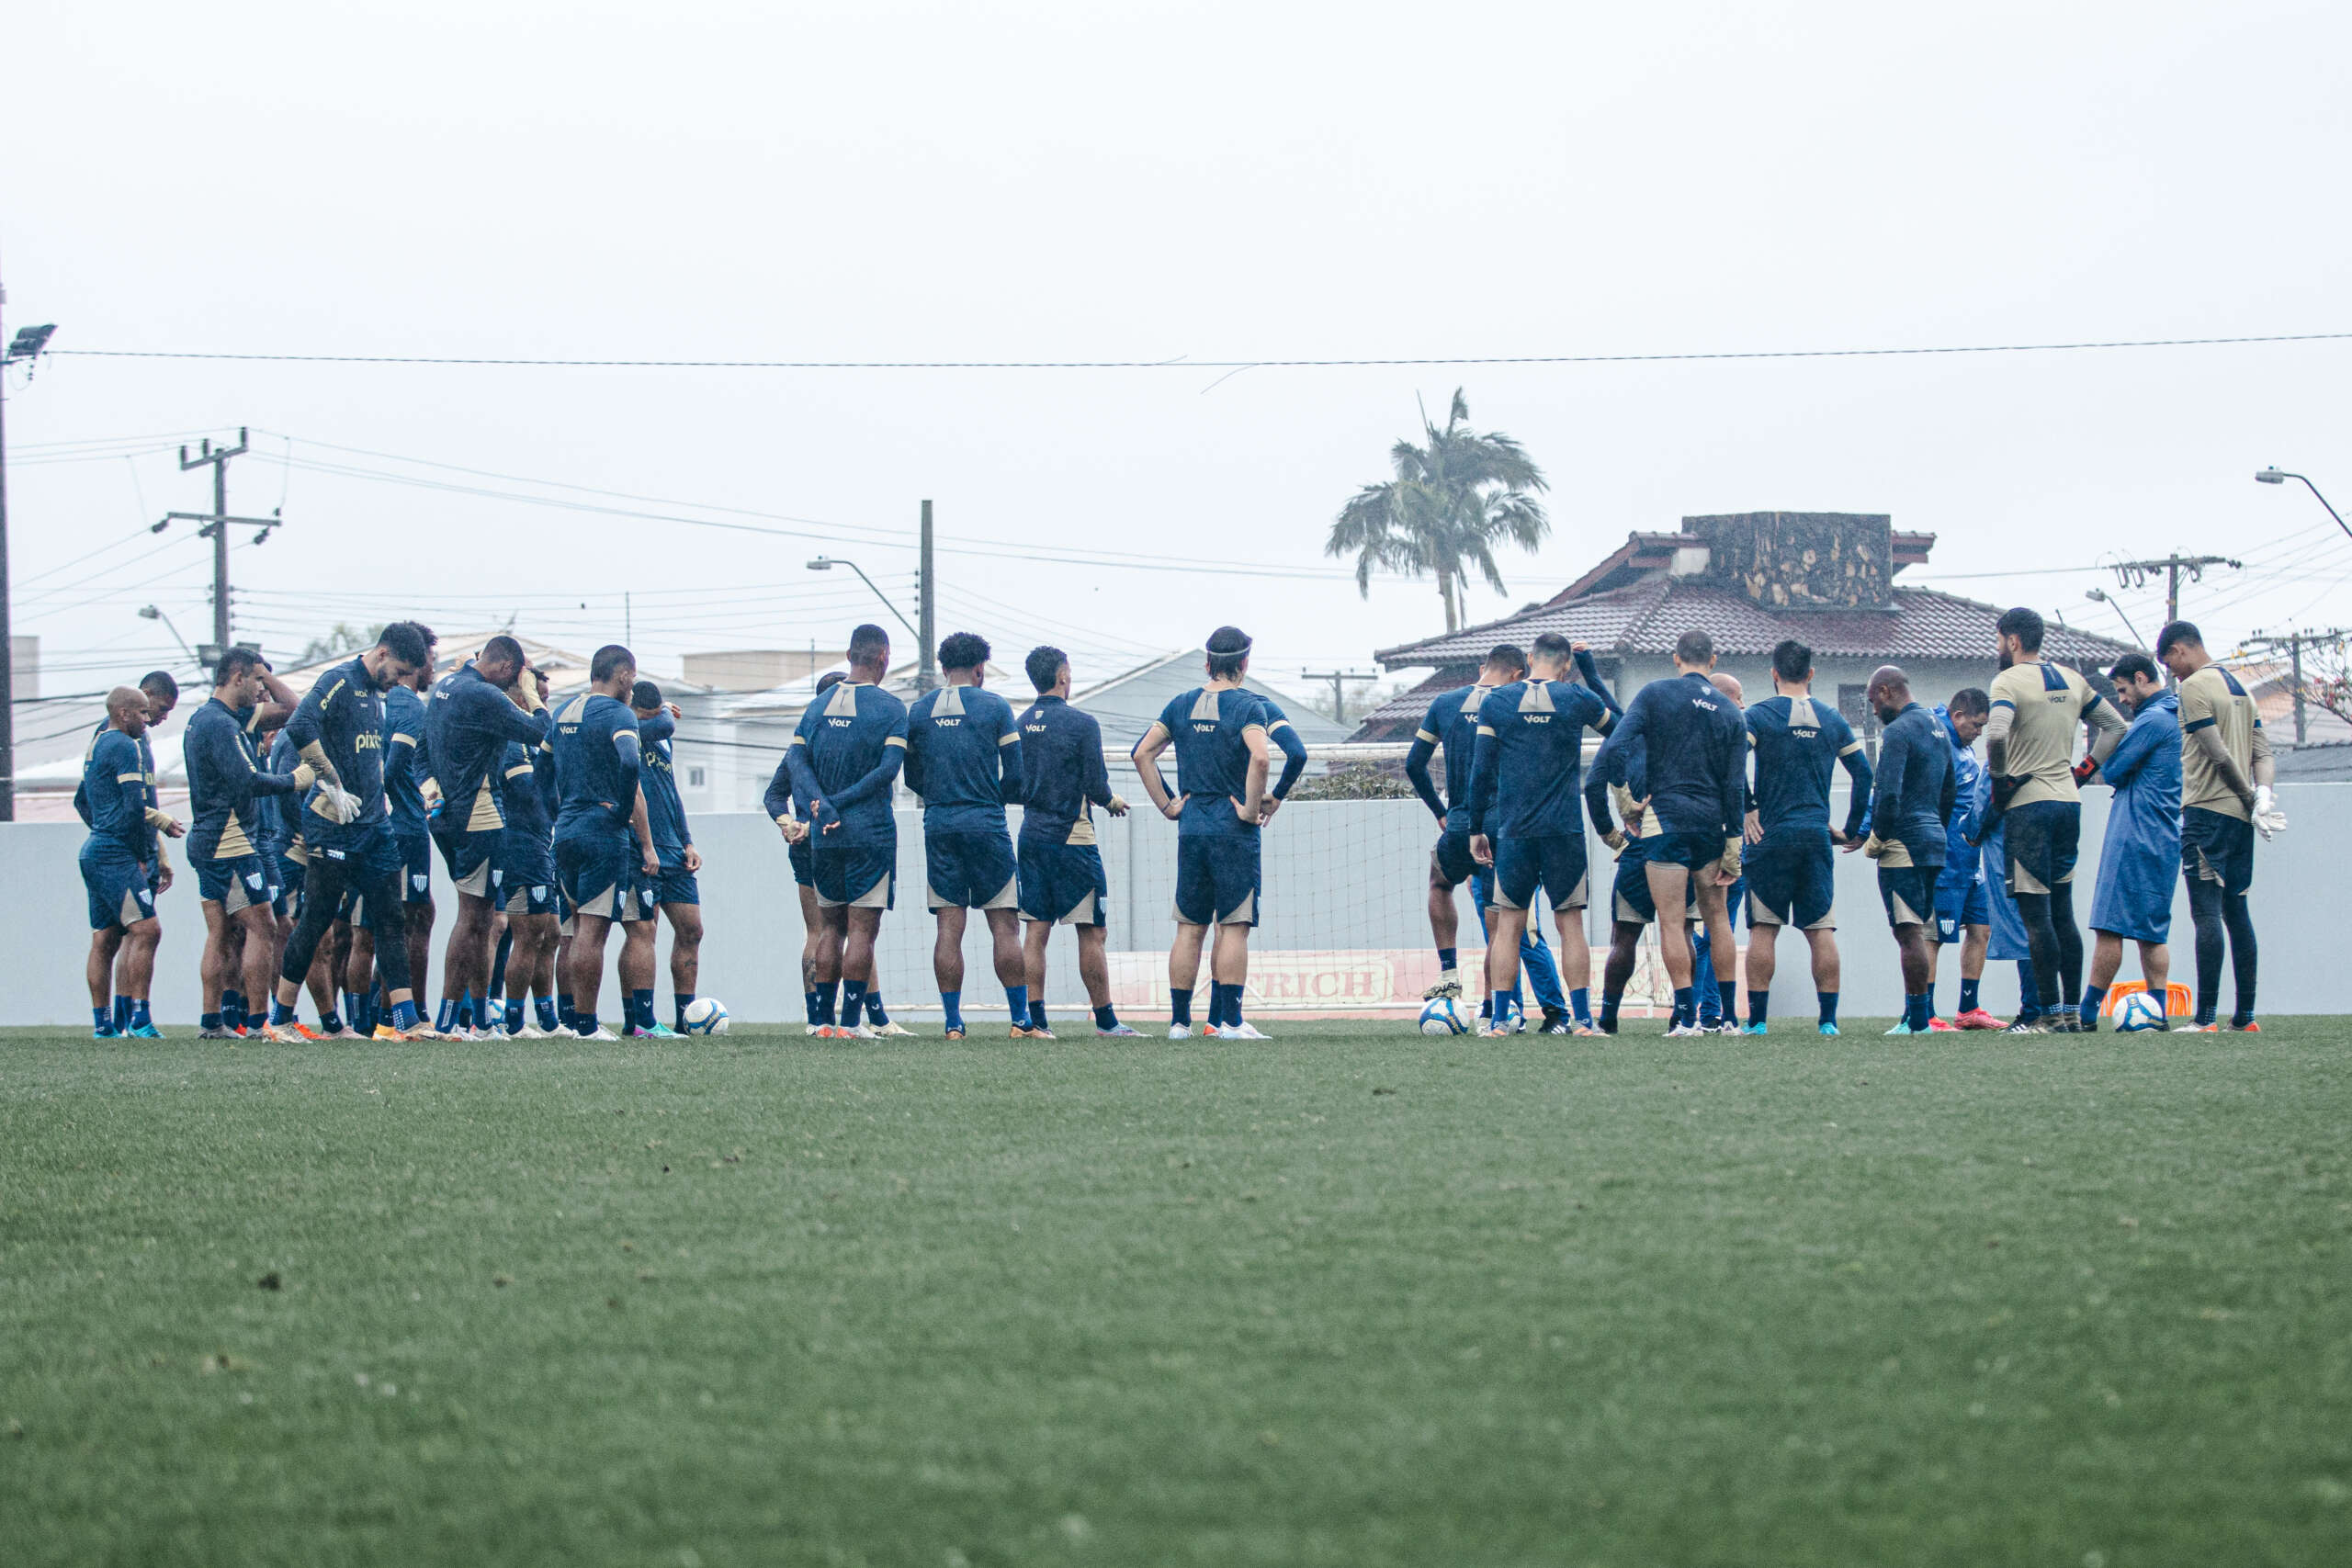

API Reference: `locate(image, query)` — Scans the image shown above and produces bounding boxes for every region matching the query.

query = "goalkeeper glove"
[2072,755,2098,786]
[2253,784,2287,840]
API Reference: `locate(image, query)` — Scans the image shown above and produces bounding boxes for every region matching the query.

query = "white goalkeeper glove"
[2253,784,2286,840]
[326,784,363,825]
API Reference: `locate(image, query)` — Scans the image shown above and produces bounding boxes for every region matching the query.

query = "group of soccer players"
[77,627,714,1041]
[75,604,2278,1041]
[1411,610,2278,1037]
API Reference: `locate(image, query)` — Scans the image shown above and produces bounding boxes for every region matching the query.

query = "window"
[687,767,706,788]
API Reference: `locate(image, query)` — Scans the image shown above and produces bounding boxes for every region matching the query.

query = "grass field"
[4,1018,2348,1567]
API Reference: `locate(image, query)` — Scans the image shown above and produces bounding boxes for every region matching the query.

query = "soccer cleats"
[1095,1022,1143,1038]
[1954,1008,2006,1030]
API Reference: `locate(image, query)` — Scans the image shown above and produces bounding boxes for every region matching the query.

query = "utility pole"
[0,257,60,822]
[175,429,252,660]
[917,499,936,690]
[1302,668,1377,728]
[2109,551,2242,628]
[2245,626,2348,745]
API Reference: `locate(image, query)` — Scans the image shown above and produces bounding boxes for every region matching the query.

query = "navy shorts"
[1611,841,1656,925]
[555,828,644,922]
[195,851,273,915]
[2182,806,2255,897]
[2003,800,2080,896]
[924,829,1017,911]
[1175,833,1261,926]
[648,863,700,908]
[81,850,156,931]
[1933,875,1991,943]
[391,823,434,904]
[787,834,815,889]
[813,843,896,910]
[1644,829,1731,874]
[1018,839,1109,926]
[1430,828,1478,888]
[1492,833,1589,912]
[432,821,502,898]
[1879,865,1938,929]
[493,829,559,917]
[333,827,408,929]
[1747,833,1836,931]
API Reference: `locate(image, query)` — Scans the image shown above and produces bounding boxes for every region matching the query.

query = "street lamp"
[2084,587,2147,649]
[2256,468,2351,543]
[139,604,201,668]
[806,556,920,642]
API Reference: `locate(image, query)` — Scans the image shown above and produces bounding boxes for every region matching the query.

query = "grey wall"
[5,784,2340,1025]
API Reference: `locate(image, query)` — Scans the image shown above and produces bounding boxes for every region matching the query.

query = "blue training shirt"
[187,695,302,861]
[550,692,643,838]
[633,710,692,858]
[1869,701,1958,869]
[81,728,151,864]
[285,655,391,846]
[1745,693,1871,840]
[1014,694,1114,846]
[1404,682,1497,831]
[424,661,553,834]
[786,681,910,850]
[1152,684,1272,839]
[1600,671,1747,839]
[1467,670,1615,840]
[905,682,1023,836]
[381,682,431,829]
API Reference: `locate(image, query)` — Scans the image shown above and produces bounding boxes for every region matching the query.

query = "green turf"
[4,1019,2348,1566]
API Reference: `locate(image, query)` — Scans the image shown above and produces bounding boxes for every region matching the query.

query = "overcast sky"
[8,0,2349,712]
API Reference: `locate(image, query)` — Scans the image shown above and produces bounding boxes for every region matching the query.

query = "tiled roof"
[1376,578,2138,670]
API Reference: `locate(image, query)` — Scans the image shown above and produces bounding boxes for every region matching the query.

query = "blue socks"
[535,997,559,1032]
[1569,987,1591,1027]
[1719,980,1739,1023]
[435,998,459,1032]
[574,1012,599,1037]
[112,996,132,1032]
[1170,987,1193,1026]
[1960,976,1981,1015]
[1749,993,1770,1026]
[268,996,296,1026]
[865,990,888,1025]
[940,990,964,1032]
[1671,986,1695,1028]
[507,998,526,1033]
[2079,984,2107,1023]
[559,992,578,1032]
[221,989,245,1031]
[391,998,420,1031]
[201,1011,223,1031]
[804,989,822,1026]
[1436,945,1457,974]
[1004,985,1029,1028]
[1094,1003,1119,1031]
[130,999,152,1030]
[1818,991,1840,1026]
[841,980,867,1027]
[95,1005,114,1032]
[817,980,840,1027]
[1209,982,1244,1028]
[1599,990,1623,1032]
[630,988,655,1032]
[1905,993,1932,1031]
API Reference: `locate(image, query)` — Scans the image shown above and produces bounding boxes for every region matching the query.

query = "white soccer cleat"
[873,1020,914,1037]
[576,1026,620,1042]
[805,1022,827,1036]
[1226,1021,1272,1040]
[514,1024,548,1040]
[1665,1023,1710,1038]
[1421,976,1464,1000]
[1167,1023,1193,1040]
[849,1022,882,1040]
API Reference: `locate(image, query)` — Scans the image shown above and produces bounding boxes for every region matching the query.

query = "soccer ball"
[2114,990,2167,1032]
[1419,998,1468,1035]
[682,997,730,1036]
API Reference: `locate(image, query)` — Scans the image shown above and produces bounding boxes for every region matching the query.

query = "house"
[1354,512,2141,750]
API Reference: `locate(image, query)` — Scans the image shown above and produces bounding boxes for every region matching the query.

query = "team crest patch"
[135,889,153,908]
[639,886,658,907]
[531,886,548,901]
[412,873,429,892]
[244,872,264,890]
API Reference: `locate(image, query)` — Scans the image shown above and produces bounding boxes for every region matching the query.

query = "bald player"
[1984,608,2126,1033]
[1689,670,1745,1031]
[79,686,177,1037]
[2157,619,2278,1031]
[1857,666,1956,1035]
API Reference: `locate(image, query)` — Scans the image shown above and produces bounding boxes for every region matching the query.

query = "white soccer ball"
[682,997,730,1036]
[1419,998,1468,1035]
[2114,990,2167,1032]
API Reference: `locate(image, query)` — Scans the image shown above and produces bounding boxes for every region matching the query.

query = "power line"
[48,328,2352,371]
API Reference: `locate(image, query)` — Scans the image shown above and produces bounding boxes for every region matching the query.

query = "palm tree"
[1327,389,1550,633]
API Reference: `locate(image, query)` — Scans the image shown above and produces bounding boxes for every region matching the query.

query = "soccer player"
[1464,632,1617,1036]
[1984,607,2126,1032]
[1925,689,2003,1030]
[264,722,351,1035]
[1403,643,1571,1030]
[379,626,440,1021]
[901,634,1029,1038]
[2079,653,2179,1031]
[1131,627,1306,1040]
[423,634,553,1037]
[243,705,325,1036]
[763,674,831,1034]
[786,625,909,1040]
[1584,766,1656,1034]
[1740,639,1871,1035]
[2157,620,2278,1031]
[1012,646,1139,1039]
[629,680,702,1038]
[1976,812,2042,1027]
[495,669,562,1036]
[550,644,661,1040]
[1856,666,1956,1036]
[266,624,436,1041]
[1593,629,1746,1036]
[185,649,304,1039]
[79,687,174,1037]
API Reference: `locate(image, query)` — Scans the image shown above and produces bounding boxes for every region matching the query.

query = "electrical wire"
[50,328,2352,371]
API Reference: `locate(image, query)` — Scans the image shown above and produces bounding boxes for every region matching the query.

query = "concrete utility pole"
[2245,626,2348,745]
[165,428,270,661]
[1302,668,1377,728]
[917,499,936,691]
[2109,552,2241,628]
